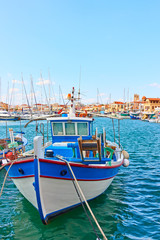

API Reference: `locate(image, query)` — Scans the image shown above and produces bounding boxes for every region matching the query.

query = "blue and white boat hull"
[5,157,123,224]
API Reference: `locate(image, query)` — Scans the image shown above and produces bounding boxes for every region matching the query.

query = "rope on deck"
[56,155,108,240]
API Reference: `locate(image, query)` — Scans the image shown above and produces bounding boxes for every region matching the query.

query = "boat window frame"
[64,122,76,136]
[77,122,89,136]
[52,122,64,136]
[51,121,89,136]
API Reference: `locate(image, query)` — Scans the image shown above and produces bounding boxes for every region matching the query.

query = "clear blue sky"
[0,0,160,105]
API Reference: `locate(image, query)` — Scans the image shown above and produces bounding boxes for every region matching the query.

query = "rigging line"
[40,73,50,110]
[55,155,108,240]
[21,73,32,115]
[9,80,15,108]
[59,85,65,105]
[50,82,56,103]
[30,75,38,111]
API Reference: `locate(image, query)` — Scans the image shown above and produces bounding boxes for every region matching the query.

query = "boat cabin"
[48,117,93,143]
[45,116,115,163]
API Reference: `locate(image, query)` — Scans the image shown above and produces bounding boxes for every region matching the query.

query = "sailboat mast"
[59,85,65,105]
[97,88,99,104]
[0,77,1,104]
[21,73,32,115]
[7,81,9,112]
[30,75,38,112]
[48,70,51,113]
[40,72,50,113]
[9,79,15,112]
[30,77,33,111]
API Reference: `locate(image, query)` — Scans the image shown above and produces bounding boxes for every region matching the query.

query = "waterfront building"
[142,96,160,112]
[110,101,125,112]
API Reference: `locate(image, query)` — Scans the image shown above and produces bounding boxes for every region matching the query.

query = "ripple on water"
[0,119,160,240]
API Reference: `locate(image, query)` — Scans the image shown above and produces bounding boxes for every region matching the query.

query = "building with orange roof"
[142,97,160,112]
[110,101,125,112]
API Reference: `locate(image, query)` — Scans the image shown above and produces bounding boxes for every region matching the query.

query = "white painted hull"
[39,176,114,220]
[12,175,114,220]
[13,177,38,208]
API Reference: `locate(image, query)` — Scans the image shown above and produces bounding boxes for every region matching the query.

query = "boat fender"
[122,150,129,159]
[34,136,44,159]
[123,158,130,167]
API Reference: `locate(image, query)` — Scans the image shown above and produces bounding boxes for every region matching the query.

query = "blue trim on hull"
[4,158,121,180]
[34,158,46,224]
[39,160,119,181]
[130,115,140,120]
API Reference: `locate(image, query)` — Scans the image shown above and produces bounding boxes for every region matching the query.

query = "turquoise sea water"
[0,118,159,240]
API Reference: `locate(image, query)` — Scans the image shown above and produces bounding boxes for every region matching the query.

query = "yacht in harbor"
[0,110,20,121]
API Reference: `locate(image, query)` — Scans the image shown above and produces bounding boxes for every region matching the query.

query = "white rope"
[57,156,108,240]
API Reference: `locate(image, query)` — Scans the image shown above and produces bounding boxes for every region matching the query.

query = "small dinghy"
[2,87,129,226]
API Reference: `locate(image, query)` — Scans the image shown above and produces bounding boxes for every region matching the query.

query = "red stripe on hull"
[10,174,117,181]
[11,175,34,179]
[39,159,123,169]
[39,174,116,181]
[4,158,123,169]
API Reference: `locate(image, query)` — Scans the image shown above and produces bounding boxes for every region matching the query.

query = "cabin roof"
[47,116,93,122]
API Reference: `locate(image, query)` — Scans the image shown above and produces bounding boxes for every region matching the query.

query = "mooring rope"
[65,159,101,240]
[56,155,108,240]
[0,162,8,171]
[0,159,17,197]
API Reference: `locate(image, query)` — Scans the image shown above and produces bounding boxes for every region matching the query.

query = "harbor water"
[0,118,159,240]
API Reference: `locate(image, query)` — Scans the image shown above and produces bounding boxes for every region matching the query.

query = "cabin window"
[52,123,64,135]
[65,123,75,135]
[77,122,88,135]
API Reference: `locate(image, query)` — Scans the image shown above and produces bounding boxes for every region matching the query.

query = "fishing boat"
[2,87,129,225]
[141,112,155,121]
[130,111,141,120]
[119,111,130,119]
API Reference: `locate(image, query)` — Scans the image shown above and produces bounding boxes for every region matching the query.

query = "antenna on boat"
[78,66,81,102]
[68,87,76,117]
